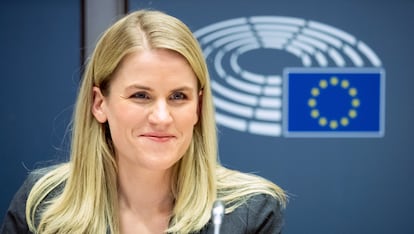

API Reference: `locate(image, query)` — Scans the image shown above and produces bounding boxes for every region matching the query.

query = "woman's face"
[92,49,200,172]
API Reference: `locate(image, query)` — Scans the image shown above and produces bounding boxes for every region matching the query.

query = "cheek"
[175,105,199,132]
[106,104,143,132]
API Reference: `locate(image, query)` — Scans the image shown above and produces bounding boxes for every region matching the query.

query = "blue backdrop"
[1,0,414,233]
[0,0,79,224]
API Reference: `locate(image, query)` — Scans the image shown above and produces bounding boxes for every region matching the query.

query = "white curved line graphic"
[259,97,282,108]
[211,81,258,106]
[296,35,329,51]
[302,28,343,48]
[315,51,328,67]
[328,48,346,66]
[226,76,262,95]
[215,113,247,131]
[358,41,382,66]
[253,24,300,33]
[194,18,247,37]
[262,86,282,97]
[308,21,356,45]
[200,25,251,44]
[343,45,364,67]
[213,97,253,118]
[255,109,282,121]
[249,16,306,25]
[248,122,282,136]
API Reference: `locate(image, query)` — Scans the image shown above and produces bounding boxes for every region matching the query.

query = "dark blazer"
[1,170,284,234]
[196,194,284,234]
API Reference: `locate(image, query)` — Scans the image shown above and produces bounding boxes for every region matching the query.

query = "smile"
[141,133,175,142]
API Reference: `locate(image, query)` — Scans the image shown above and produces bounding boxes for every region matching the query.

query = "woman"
[1,10,287,234]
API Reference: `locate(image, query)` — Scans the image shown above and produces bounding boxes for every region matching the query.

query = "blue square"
[283,68,385,137]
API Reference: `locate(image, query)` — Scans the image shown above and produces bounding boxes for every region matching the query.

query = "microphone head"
[212,200,225,224]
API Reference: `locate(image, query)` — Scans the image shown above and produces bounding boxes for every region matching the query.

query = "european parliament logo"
[283,68,385,137]
[194,16,385,137]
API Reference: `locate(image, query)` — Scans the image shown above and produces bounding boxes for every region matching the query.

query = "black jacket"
[1,170,284,234]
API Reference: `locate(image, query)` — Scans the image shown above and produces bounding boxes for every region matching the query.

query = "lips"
[141,132,175,142]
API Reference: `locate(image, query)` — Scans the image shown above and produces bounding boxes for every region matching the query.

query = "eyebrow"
[125,84,197,93]
[125,84,152,92]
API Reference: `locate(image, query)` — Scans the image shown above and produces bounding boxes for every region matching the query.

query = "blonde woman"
[1,10,287,234]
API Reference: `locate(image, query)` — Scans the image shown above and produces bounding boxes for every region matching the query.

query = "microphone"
[211,200,225,234]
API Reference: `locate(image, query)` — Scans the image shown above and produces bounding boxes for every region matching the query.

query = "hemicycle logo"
[194,16,385,137]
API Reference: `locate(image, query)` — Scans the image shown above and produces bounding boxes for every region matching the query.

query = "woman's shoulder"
[24,164,66,191]
[0,164,65,233]
[228,192,283,219]
[11,164,62,201]
[217,166,287,205]
[214,167,286,233]
[211,194,284,234]
[196,193,284,234]
[27,164,59,182]
[11,164,65,205]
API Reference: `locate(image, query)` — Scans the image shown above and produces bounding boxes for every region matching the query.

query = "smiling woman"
[1,9,287,234]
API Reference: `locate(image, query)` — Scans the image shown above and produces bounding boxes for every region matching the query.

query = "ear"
[91,86,108,123]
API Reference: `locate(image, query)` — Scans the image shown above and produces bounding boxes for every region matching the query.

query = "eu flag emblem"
[283,68,385,137]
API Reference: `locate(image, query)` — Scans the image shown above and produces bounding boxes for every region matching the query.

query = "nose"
[148,100,173,124]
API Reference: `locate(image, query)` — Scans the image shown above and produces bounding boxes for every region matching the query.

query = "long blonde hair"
[26,10,286,234]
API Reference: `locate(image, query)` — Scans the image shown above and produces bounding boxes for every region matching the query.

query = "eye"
[130,91,150,99]
[170,92,187,100]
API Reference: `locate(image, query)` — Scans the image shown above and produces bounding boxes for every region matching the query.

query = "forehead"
[110,49,198,89]
[119,49,189,68]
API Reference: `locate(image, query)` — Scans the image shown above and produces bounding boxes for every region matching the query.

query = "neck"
[117,163,174,215]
